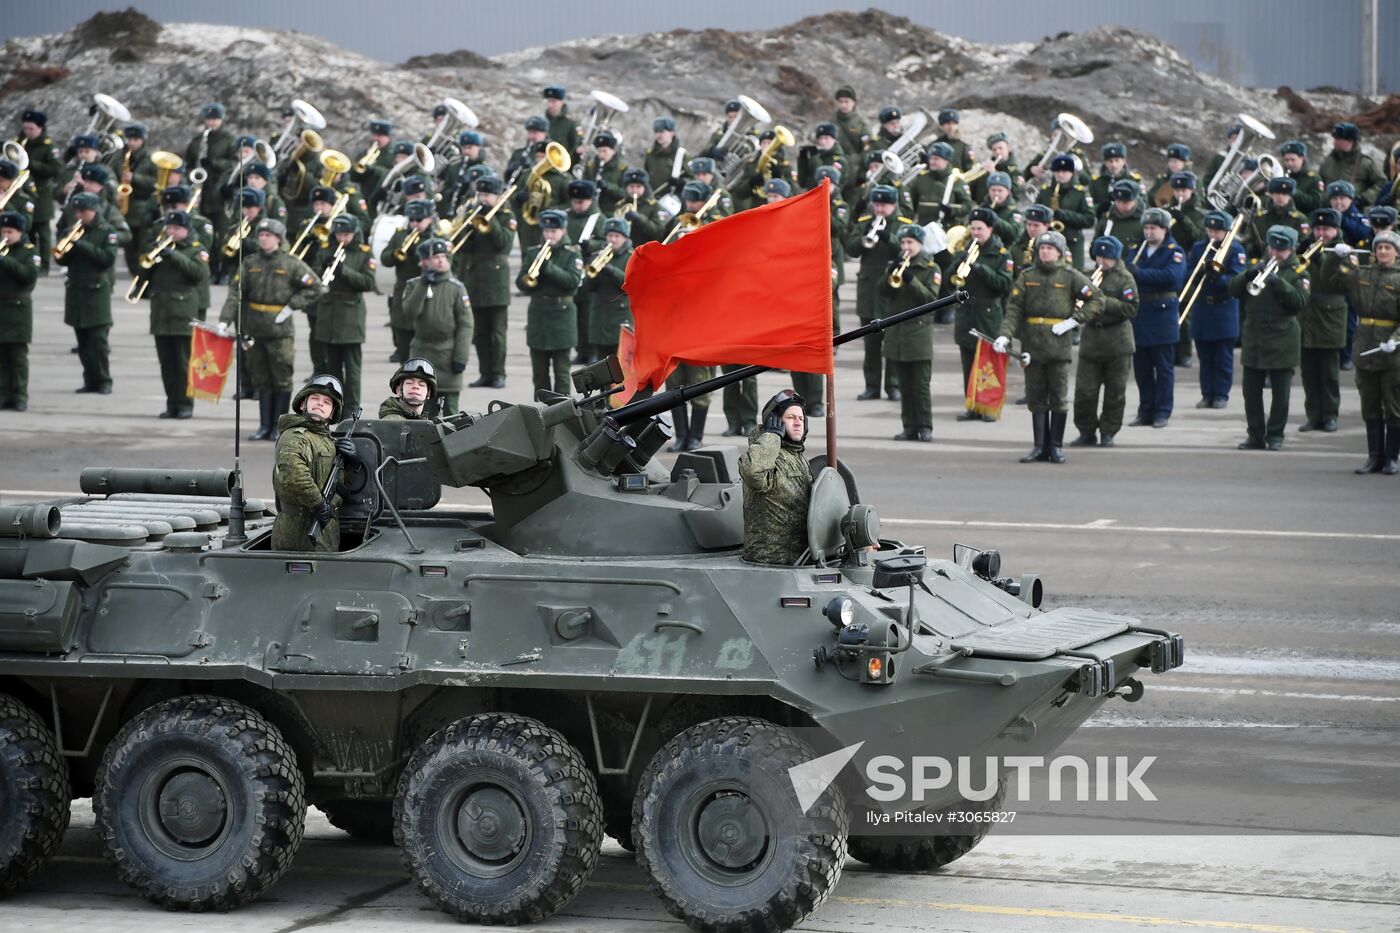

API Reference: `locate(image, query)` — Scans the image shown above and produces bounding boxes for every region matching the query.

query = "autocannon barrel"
[0,504,61,538]
[79,468,235,498]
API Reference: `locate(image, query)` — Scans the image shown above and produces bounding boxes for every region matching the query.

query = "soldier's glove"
[1053,209,1065,222]
[451,361,466,374]
[273,308,292,324]
[334,437,359,464]
[668,176,683,193]
[992,336,1010,354]
[625,210,642,223]
[159,247,174,259]
[1051,318,1079,336]
[312,498,335,528]
[1332,242,1353,258]
[762,408,786,436]
[1380,339,1398,355]
[422,269,438,285]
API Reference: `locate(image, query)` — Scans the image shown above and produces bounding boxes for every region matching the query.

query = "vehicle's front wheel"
[633,717,847,933]
[94,695,306,910]
[0,694,71,897]
[395,712,603,924]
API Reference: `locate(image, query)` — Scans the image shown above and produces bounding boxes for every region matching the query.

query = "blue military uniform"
[1184,230,1246,408]
[1126,208,1187,426]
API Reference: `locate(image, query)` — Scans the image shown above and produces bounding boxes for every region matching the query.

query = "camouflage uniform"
[738,427,810,565]
[378,395,428,420]
[219,246,325,402]
[1000,259,1104,412]
[271,410,340,551]
[405,271,472,414]
[0,233,39,408]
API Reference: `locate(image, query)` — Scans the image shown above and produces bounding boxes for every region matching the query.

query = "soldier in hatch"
[379,357,437,420]
[272,374,359,552]
[739,390,813,565]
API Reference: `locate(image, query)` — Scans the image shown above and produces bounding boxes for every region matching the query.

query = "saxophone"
[1050,183,1064,232]
[117,149,133,215]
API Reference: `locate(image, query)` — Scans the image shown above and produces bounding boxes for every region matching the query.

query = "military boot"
[684,407,708,451]
[249,394,273,441]
[1020,412,1047,463]
[1384,422,1400,475]
[268,391,291,442]
[667,407,690,452]
[1047,412,1068,464]
[1355,421,1384,474]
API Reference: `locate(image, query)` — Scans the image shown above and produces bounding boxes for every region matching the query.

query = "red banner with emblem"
[965,339,1008,420]
[187,322,235,403]
[611,323,640,409]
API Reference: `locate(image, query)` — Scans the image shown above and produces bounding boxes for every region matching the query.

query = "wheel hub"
[157,770,227,845]
[695,792,767,870]
[456,786,527,863]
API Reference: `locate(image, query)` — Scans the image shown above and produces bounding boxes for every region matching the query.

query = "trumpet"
[861,215,888,249]
[452,184,516,253]
[662,188,722,244]
[522,242,552,288]
[1178,212,1245,324]
[950,239,981,286]
[354,141,381,175]
[221,217,252,258]
[585,243,615,278]
[126,235,174,303]
[614,192,638,219]
[1246,256,1279,296]
[887,253,913,289]
[393,225,425,263]
[0,242,9,257]
[522,142,572,226]
[52,222,85,259]
[1050,183,1064,232]
[290,192,349,259]
[320,243,346,286]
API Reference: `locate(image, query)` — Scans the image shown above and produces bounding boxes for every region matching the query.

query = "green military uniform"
[1073,264,1139,442]
[57,212,118,392]
[19,130,60,270]
[186,127,237,245]
[1168,193,1207,250]
[740,148,796,212]
[793,191,851,409]
[1000,257,1104,412]
[0,235,39,409]
[972,152,1021,204]
[796,144,846,192]
[577,243,632,360]
[1246,203,1310,260]
[1319,148,1386,207]
[845,210,910,397]
[567,206,605,361]
[622,194,668,246]
[332,178,372,237]
[149,203,214,314]
[1229,252,1308,447]
[546,106,583,155]
[147,231,211,417]
[517,239,583,394]
[110,145,158,274]
[1287,165,1327,215]
[454,205,515,385]
[405,267,473,414]
[738,427,811,565]
[382,222,430,364]
[983,198,1023,248]
[1096,203,1145,256]
[271,410,341,552]
[1298,251,1349,429]
[906,166,972,228]
[1038,181,1095,265]
[946,235,1014,396]
[832,108,870,166]
[350,142,396,205]
[643,139,686,197]
[309,236,377,413]
[933,133,974,173]
[1320,247,1400,469]
[878,251,942,438]
[585,154,628,215]
[1090,167,1143,216]
[514,165,569,256]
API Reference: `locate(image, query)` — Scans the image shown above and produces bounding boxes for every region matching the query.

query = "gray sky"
[2,1,1387,91]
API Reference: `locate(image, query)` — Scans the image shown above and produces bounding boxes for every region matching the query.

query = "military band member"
[297,186,342,372]
[1039,154,1094,267]
[223,187,266,262]
[1096,179,1145,255]
[0,212,38,410]
[577,217,633,363]
[1246,176,1311,261]
[1321,230,1400,473]
[1296,209,1349,434]
[516,209,581,395]
[585,130,627,215]
[151,184,215,315]
[687,157,733,218]
[566,178,605,364]
[620,168,668,246]
[382,199,436,365]
[1201,122,1242,192]
[1365,206,1397,250]
[405,238,471,414]
[1232,225,1309,450]
[1166,171,1206,367]
[144,210,210,419]
[109,122,157,274]
[932,109,973,173]
[65,164,131,250]
[796,123,845,191]
[850,148,911,217]
[272,374,357,552]
[877,224,941,441]
[514,141,570,260]
[55,192,117,394]
[241,163,285,223]
[220,218,325,441]
[1148,143,1191,208]
[186,103,237,273]
[1124,208,1186,427]
[972,133,1020,204]
[0,160,36,228]
[981,171,1023,246]
[1071,236,1139,447]
[506,116,550,186]
[832,86,869,162]
[791,166,849,417]
[455,176,515,388]
[1320,123,1385,208]
[908,141,971,229]
[1186,211,1247,409]
[645,117,687,199]
[350,118,395,202]
[995,230,1103,462]
[947,208,1013,419]
[1279,139,1326,215]
[57,133,104,206]
[846,184,908,401]
[380,357,436,420]
[1013,204,1054,278]
[742,128,796,211]
[1090,143,1142,217]
[308,213,375,413]
[367,140,419,215]
[16,110,59,272]
[223,135,270,205]
[705,100,741,153]
[876,107,902,148]
[440,130,488,216]
[542,85,583,157]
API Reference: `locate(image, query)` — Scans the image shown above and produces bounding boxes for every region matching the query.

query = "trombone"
[662,188,721,244]
[125,233,175,303]
[290,192,349,259]
[52,222,85,259]
[584,243,615,278]
[1178,212,1245,324]
[950,239,981,287]
[353,141,381,175]
[522,242,552,288]
[444,203,483,253]
[451,184,516,253]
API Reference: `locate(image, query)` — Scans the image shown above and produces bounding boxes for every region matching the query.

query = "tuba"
[1204,114,1276,211]
[376,143,435,216]
[425,98,479,174]
[714,95,772,189]
[575,90,629,178]
[272,100,326,161]
[1021,112,1093,206]
[522,141,572,226]
[87,94,131,157]
[0,142,31,213]
[752,125,795,181]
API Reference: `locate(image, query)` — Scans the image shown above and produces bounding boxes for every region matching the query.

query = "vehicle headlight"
[824,595,855,628]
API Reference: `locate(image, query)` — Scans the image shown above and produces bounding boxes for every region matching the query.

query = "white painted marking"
[1151,684,1400,703]
[882,517,1400,542]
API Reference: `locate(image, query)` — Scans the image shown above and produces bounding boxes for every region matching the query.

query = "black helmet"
[291,374,344,422]
[761,389,808,441]
[389,357,437,398]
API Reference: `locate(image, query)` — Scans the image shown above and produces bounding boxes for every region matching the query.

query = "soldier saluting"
[272,374,359,552]
[739,390,812,565]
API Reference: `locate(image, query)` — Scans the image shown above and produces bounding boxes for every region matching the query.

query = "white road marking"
[883,516,1400,542]
[1150,684,1400,703]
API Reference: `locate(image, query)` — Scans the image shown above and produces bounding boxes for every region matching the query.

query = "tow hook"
[1109,677,1145,703]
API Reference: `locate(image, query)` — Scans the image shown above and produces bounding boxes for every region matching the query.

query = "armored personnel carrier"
[0,354,1184,931]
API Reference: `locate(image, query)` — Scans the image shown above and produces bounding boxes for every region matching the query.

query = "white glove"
[1331,242,1352,258]
[992,336,1010,354]
[1381,339,1398,355]
[273,308,292,324]
[1051,318,1079,336]
[214,321,232,337]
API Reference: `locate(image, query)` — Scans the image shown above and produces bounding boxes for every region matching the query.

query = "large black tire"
[633,717,847,933]
[94,695,306,911]
[847,782,1006,872]
[320,799,396,845]
[395,712,603,924]
[0,694,71,897]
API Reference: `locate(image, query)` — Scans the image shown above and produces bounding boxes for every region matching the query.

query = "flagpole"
[825,372,836,470]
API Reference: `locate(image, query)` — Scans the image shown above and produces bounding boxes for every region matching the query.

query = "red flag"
[624,180,833,391]
[611,323,640,408]
[187,322,234,403]
[965,339,1008,420]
